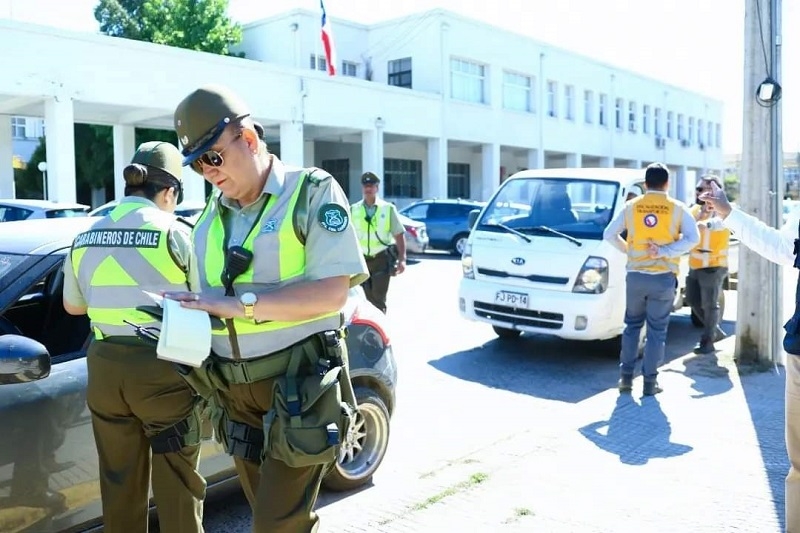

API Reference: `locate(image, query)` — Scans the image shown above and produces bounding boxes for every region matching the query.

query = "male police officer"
[687,174,730,353]
[163,85,368,533]
[700,181,800,533]
[603,163,700,395]
[63,142,205,533]
[351,171,406,313]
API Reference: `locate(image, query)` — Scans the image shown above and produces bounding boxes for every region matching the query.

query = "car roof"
[0,199,90,210]
[0,216,100,255]
[506,167,645,185]
[410,198,485,206]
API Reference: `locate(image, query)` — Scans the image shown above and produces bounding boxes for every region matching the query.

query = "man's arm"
[602,208,628,254]
[389,205,406,262]
[62,252,88,316]
[658,205,701,258]
[722,208,797,266]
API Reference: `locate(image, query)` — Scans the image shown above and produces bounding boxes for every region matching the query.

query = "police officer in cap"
[163,84,368,533]
[63,142,206,533]
[351,171,407,313]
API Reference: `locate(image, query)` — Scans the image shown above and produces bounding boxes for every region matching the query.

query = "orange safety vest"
[689,204,730,269]
[624,192,683,275]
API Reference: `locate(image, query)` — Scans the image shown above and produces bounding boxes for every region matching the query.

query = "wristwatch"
[239,292,258,320]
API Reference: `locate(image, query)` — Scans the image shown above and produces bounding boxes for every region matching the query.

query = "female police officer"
[163,85,368,533]
[62,142,205,533]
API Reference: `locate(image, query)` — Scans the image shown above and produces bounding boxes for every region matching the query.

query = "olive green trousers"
[86,340,206,533]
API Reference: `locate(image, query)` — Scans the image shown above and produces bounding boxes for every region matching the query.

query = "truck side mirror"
[0,335,51,385]
[468,209,480,229]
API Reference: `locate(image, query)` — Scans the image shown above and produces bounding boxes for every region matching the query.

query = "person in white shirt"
[700,180,800,532]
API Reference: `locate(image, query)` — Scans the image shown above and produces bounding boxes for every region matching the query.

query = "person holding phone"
[62,142,206,533]
[350,171,407,313]
[162,85,368,533]
[699,179,800,532]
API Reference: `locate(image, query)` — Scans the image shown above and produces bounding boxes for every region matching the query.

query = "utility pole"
[737,0,783,365]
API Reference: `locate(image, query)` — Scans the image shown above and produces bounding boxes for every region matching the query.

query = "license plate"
[495,290,529,308]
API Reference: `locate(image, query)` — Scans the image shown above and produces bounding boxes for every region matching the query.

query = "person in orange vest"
[603,163,700,395]
[686,174,730,354]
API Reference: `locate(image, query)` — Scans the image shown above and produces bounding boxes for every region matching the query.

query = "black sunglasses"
[191,133,243,173]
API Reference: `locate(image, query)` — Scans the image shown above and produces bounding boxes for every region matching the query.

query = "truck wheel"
[493,326,521,340]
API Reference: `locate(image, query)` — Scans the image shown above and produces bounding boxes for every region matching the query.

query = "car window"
[402,204,428,219]
[459,204,480,216]
[428,204,463,219]
[45,208,88,218]
[0,206,33,222]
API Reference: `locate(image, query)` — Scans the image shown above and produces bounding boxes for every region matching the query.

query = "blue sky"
[1,0,796,155]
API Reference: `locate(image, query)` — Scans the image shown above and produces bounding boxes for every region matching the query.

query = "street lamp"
[37,161,47,200]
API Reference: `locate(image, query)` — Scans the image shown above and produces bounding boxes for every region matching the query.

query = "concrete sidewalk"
[320,335,788,532]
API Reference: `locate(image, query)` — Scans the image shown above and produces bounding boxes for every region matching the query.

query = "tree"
[94,0,244,56]
[14,137,47,199]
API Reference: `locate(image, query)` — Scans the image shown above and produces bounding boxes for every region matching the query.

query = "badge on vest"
[318,203,349,233]
[261,218,279,233]
[643,214,658,227]
[73,229,161,249]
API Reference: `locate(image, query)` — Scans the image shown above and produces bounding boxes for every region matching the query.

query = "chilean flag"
[320,0,337,76]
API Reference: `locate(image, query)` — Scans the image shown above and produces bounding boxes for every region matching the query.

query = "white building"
[0,8,723,206]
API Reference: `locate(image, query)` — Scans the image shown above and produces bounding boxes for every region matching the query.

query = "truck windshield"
[477,177,620,240]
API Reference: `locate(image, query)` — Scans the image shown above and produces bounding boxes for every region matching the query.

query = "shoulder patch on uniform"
[317,203,349,233]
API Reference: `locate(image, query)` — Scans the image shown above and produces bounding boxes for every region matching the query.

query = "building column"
[0,116,14,198]
[481,143,500,201]
[180,166,207,203]
[44,96,77,203]
[112,125,136,200]
[361,126,384,196]
[426,137,448,199]
[279,122,304,167]
[526,149,543,170]
[675,165,689,203]
[566,153,583,168]
[303,140,315,168]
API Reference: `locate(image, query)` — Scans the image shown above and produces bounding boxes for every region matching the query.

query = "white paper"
[156,298,211,368]
[142,290,165,308]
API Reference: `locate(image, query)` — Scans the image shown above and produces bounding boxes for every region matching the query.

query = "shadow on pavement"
[428,313,705,404]
[578,395,693,465]
[737,359,788,532]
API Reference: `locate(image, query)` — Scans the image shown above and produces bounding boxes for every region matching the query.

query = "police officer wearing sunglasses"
[163,85,368,533]
[62,142,206,533]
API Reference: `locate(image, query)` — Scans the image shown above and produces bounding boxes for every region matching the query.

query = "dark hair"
[644,163,670,189]
[122,163,177,200]
[698,173,723,189]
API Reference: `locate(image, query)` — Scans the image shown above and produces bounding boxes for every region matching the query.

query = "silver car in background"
[399,213,428,254]
[0,199,90,222]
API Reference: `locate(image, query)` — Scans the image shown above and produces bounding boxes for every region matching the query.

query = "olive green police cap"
[173,85,251,166]
[131,141,183,180]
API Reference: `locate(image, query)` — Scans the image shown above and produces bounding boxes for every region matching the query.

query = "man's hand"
[161,291,242,319]
[394,260,406,275]
[698,180,732,219]
[647,240,660,258]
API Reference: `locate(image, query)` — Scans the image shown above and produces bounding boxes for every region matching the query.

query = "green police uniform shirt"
[187,156,369,294]
[351,199,405,257]
[62,197,194,309]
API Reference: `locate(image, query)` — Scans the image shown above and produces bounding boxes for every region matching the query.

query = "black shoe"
[693,341,715,354]
[618,375,633,392]
[643,381,663,396]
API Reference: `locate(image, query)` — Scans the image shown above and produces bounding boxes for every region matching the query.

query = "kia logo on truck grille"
[511,257,525,266]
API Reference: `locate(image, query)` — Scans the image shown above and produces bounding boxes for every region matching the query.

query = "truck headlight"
[572,256,609,294]
[461,242,474,279]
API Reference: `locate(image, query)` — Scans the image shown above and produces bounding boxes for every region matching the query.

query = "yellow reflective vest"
[624,192,683,275]
[351,199,394,257]
[71,200,187,339]
[191,168,342,360]
[689,204,730,269]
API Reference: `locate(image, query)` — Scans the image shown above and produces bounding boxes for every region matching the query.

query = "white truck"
[458,168,738,353]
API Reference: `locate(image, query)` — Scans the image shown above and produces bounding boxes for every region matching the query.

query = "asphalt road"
[198,251,764,532]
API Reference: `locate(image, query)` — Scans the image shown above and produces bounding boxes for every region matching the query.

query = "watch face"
[240,292,257,305]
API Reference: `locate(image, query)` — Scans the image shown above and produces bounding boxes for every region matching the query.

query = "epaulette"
[175,216,195,230]
[306,167,332,186]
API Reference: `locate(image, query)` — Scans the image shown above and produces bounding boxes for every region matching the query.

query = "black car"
[0,216,397,532]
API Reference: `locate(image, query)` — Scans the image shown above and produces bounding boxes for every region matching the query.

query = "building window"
[341,61,358,77]
[547,81,558,117]
[628,101,637,133]
[388,57,412,89]
[447,163,470,199]
[383,158,422,198]
[502,71,533,112]
[677,114,685,140]
[654,108,662,136]
[715,124,721,147]
[11,117,26,139]
[598,93,607,126]
[615,98,623,130]
[667,111,674,138]
[584,90,594,124]
[707,122,714,147]
[688,117,695,143]
[698,119,705,145]
[321,158,350,197]
[642,105,650,134]
[564,85,574,121]
[450,58,486,104]
[309,54,327,72]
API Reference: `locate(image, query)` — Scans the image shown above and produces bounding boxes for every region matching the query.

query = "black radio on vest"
[222,246,253,296]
